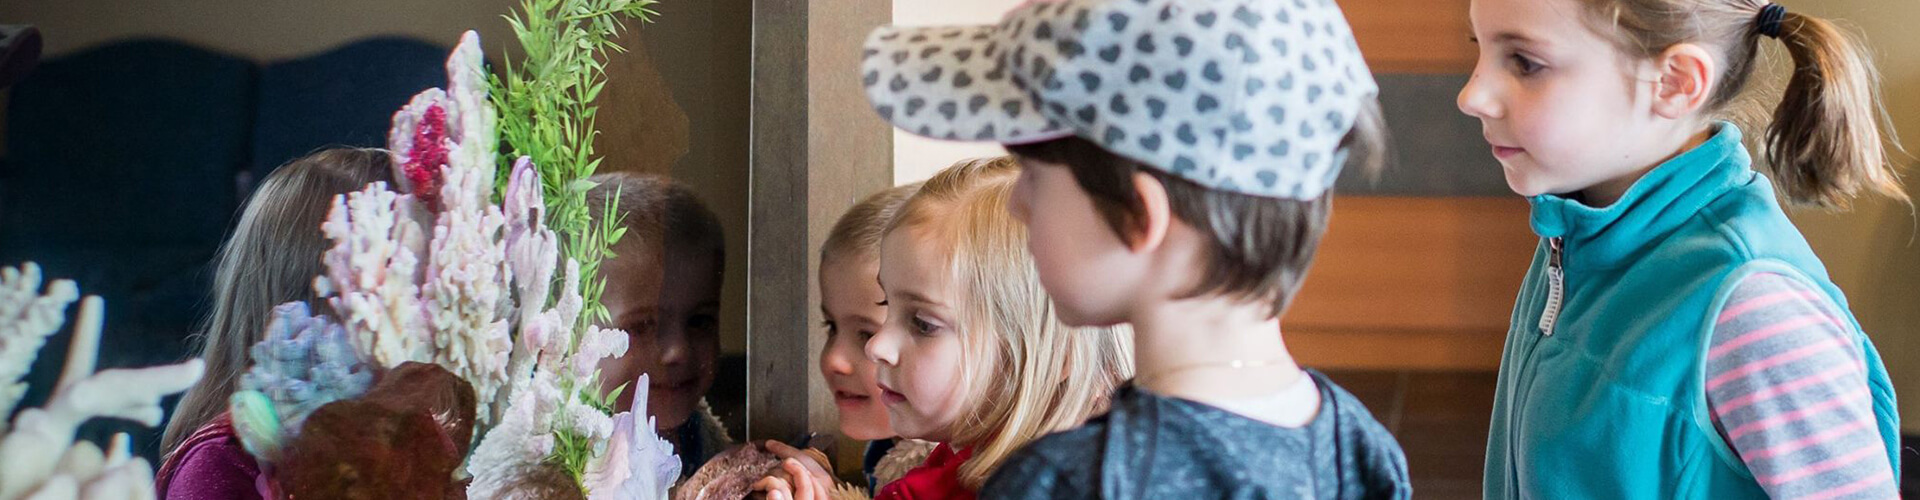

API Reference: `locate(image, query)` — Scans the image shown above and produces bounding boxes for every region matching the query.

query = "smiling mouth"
[650,378,698,394]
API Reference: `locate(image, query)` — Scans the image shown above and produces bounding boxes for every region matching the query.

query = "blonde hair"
[1576,0,1906,209]
[821,183,922,266]
[161,148,396,455]
[885,157,1134,490]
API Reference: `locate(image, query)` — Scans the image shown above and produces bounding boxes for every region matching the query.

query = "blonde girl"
[760,157,1133,500]
[817,183,938,494]
[743,184,935,500]
[1458,0,1904,497]
[869,157,1131,499]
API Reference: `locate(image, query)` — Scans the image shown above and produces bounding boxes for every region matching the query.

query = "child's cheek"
[910,338,971,430]
[594,349,642,406]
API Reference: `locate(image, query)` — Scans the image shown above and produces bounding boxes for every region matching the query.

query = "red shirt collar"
[875,443,976,500]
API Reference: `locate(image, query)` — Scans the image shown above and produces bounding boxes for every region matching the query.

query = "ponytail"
[1759,9,1907,209]
[1571,0,1908,209]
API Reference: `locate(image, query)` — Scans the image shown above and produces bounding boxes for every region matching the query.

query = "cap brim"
[861,24,1072,145]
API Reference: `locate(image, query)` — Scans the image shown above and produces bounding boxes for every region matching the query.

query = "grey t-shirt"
[980,370,1411,499]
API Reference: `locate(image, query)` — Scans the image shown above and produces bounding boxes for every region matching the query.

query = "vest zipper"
[1538,237,1564,336]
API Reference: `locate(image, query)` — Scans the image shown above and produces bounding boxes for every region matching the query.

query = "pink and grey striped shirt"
[1706,273,1899,500]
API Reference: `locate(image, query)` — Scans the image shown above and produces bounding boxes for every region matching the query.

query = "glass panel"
[0,0,754,482]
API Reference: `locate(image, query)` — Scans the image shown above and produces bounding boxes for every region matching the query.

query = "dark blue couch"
[0,36,446,461]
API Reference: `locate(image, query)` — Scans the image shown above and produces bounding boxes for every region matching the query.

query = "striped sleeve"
[1705,273,1898,500]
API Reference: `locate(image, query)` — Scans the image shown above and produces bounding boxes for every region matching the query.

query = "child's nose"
[657,328,690,366]
[1457,71,1502,120]
[822,339,857,375]
[865,326,901,366]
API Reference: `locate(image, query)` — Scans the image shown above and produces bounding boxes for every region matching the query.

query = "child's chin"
[839,416,894,441]
[886,414,939,441]
[650,401,697,430]
[1502,171,1548,198]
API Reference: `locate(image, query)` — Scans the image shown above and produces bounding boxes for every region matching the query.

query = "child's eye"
[688,314,719,334]
[1509,53,1544,76]
[910,315,938,336]
[822,320,838,337]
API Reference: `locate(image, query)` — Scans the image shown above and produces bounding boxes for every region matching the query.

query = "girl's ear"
[1650,43,1717,120]
[1125,172,1172,254]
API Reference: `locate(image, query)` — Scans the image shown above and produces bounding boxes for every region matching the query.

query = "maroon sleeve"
[154,420,266,500]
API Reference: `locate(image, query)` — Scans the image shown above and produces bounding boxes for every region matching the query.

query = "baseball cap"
[861,0,1377,199]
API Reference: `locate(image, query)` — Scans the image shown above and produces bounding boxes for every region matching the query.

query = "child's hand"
[751,441,834,500]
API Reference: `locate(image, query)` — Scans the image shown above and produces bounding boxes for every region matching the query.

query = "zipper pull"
[1538,237,1564,337]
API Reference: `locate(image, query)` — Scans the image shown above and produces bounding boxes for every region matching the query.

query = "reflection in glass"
[590,172,734,478]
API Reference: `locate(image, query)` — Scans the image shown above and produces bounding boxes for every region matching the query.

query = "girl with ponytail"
[1457,0,1905,497]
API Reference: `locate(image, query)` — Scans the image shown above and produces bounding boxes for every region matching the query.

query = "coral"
[315,182,433,368]
[235,303,374,439]
[0,263,76,430]
[583,374,680,500]
[0,263,204,500]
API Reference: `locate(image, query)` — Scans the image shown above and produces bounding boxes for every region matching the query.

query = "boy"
[858,0,1411,497]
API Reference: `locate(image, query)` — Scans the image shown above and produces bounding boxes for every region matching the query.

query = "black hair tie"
[1756,3,1788,39]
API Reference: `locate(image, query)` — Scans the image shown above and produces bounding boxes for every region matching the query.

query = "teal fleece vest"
[1482,124,1901,499]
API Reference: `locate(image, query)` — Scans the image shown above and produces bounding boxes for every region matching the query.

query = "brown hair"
[1576,0,1906,208]
[1005,99,1384,317]
[885,157,1133,489]
[585,172,725,264]
[162,148,396,455]
[821,183,922,266]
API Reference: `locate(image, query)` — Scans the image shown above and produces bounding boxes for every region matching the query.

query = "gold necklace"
[1135,358,1295,388]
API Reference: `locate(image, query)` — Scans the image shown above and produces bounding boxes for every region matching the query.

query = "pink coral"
[388,89,453,212]
[403,104,451,211]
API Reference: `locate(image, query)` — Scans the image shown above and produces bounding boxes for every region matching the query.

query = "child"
[792,157,1133,500]
[155,148,396,499]
[817,184,937,492]
[1456,0,1903,497]
[740,184,937,500]
[857,0,1413,498]
[877,157,1134,500]
[587,172,738,477]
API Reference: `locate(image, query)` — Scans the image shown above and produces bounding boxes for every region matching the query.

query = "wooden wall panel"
[1290,328,1508,371]
[1288,196,1536,370]
[1339,0,1477,74]
[747,0,893,442]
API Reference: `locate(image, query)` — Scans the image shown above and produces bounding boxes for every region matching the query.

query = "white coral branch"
[318,184,433,367]
[0,263,78,433]
[0,263,203,500]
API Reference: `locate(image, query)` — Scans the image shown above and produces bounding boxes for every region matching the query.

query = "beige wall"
[0,0,754,354]
[1774,0,1920,432]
